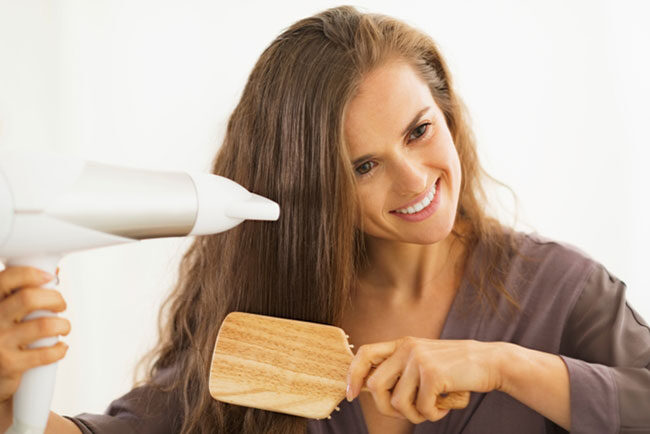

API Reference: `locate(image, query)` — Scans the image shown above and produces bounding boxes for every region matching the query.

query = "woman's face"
[344,59,462,245]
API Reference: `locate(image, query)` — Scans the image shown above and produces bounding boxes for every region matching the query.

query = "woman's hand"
[0,267,70,405]
[346,337,507,424]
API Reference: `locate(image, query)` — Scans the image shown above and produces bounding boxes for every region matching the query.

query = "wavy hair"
[138,5,519,433]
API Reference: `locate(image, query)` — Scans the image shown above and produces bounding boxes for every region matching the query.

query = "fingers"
[0,340,69,402]
[0,267,70,402]
[347,336,466,424]
[0,316,71,350]
[0,288,67,327]
[348,337,429,423]
[364,351,406,419]
[0,266,69,348]
[0,341,69,378]
[347,339,400,401]
[416,367,453,421]
[0,267,55,297]
[390,357,427,423]
[19,341,69,370]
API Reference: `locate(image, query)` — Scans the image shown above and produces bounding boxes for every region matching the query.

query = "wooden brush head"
[209,311,353,419]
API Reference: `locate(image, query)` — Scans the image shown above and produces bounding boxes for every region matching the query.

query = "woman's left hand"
[346,337,507,423]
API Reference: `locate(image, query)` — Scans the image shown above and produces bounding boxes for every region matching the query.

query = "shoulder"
[515,231,594,262]
[505,231,604,316]
[471,228,601,289]
[480,231,617,348]
[465,228,605,309]
[455,230,614,347]
[511,231,600,282]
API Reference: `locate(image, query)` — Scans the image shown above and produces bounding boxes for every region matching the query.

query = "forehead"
[344,60,435,153]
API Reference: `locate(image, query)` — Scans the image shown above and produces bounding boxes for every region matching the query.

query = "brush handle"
[359,388,470,410]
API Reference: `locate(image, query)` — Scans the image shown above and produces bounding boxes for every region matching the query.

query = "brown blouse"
[65,233,650,433]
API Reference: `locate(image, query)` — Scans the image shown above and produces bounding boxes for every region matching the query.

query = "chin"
[368,222,456,245]
[364,208,458,244]
[406,212,457,244]
[403,228,452,245]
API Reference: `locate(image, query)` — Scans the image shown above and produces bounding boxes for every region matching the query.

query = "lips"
[390,178,439,214]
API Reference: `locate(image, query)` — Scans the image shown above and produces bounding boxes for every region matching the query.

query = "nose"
[391,153,427,196]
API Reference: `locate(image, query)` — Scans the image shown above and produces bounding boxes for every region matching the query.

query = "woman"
[1,5,648,434]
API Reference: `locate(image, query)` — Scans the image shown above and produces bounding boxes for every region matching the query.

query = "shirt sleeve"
[559,264,650,434]
[63,367,182,434]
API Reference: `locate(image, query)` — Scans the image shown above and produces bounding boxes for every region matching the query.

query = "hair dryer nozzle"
[226,193,280,221]
[188,173,280,235]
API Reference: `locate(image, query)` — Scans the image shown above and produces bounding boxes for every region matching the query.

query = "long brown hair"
[138,5,519,433]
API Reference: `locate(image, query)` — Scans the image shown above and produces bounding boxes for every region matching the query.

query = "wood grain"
[209,312,470,419]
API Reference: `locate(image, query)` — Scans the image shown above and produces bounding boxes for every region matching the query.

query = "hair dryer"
[0,148,280,434]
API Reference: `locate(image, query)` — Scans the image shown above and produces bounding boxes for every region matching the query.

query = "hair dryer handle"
[4,255,61,434]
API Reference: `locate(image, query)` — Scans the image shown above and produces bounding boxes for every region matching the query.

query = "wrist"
[491,341,521,395]
[488,342,571,430]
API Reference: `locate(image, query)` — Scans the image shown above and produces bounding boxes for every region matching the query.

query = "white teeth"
[395,182,437,214]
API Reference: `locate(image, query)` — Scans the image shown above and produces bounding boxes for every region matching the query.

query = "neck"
[358,225,469,303]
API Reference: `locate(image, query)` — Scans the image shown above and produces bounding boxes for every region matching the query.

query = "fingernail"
[41,271,55,282]
[346,384,352,402]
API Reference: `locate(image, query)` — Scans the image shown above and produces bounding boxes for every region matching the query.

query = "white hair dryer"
[0,148,280,434]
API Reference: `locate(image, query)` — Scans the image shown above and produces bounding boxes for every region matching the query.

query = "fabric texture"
[65,232,650,433]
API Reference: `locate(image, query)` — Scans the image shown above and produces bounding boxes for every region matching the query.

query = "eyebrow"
[351,106,432,167]
[401,106,431,136]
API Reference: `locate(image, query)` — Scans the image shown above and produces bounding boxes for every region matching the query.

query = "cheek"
[424,138,462,207]
[425,137,461,180]
[356,183,388,225]
[358,186,380,214]
[435,138,461,185]
[450,146,462,189]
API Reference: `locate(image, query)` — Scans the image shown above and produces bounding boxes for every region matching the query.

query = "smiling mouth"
[391,179,439,215]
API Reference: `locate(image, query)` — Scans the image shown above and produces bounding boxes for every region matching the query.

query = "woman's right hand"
[0,266,70,405]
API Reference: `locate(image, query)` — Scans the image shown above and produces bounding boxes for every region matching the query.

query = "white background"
[0,0,648,416]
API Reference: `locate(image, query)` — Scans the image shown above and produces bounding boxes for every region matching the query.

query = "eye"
[355,161,376,176]
[408,122,431,141]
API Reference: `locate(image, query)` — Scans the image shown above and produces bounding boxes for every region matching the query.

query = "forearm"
[496,342,571,431]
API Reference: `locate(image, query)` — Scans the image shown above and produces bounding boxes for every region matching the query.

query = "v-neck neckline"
[349,244,479,434]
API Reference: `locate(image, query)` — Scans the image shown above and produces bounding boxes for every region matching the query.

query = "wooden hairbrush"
[209,312,470,419]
